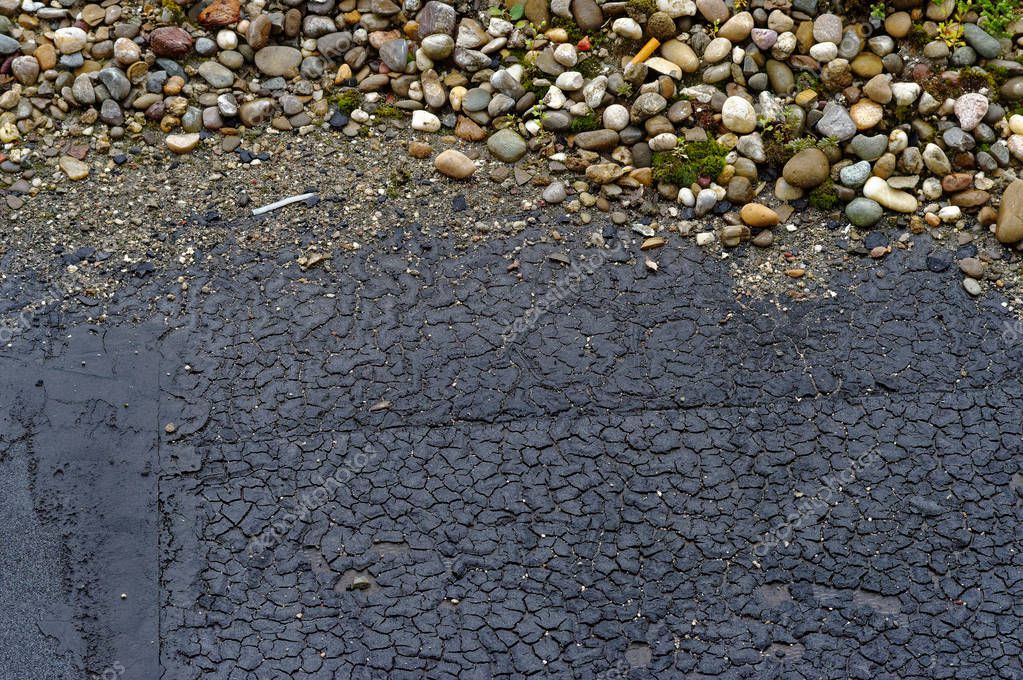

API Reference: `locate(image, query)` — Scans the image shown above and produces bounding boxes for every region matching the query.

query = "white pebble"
[1010,114,1023,136]
[554,43,577,67]
[554,71,584,91]
[411,110,440,132]
[603,104,629,131]
[612,17,643,40]
[938,206,962,223]
[488,18,513,36]
[922,177,943,200]
[648,132,678,152]
[543,86,567,109]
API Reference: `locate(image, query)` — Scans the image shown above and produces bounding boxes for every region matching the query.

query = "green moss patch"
[652,136,728,187]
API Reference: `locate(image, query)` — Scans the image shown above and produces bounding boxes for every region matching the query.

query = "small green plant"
[569,113,600,133]
[333,90,362,114]
[779,135,838,160]
[373,104,405,118]
[763,138,788,166]
[652,136,728,187]
[614,81,634,98]
[784,137,818,154]
[760,106,805,149]
[937,0,970,48]
[808,179,840,210]
[818,136,840,153]
[975,0,1021,38]
[870,1,886,19]
[937,20,965,47]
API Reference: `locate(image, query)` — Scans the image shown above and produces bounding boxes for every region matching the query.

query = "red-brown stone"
[198,0,240,28]
[149,26,193,58]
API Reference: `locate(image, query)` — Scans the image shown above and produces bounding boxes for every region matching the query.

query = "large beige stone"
[863,176,918,213]
[435,149,475,179]
[59,155,89,180]
[660,40,699,73]
[782,148,829,189]
[995,179,1023,244]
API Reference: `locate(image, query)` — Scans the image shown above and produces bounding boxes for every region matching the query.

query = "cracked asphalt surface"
[1,207,1022,680]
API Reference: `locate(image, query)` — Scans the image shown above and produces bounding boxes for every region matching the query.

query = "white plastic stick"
[251,192,318,216]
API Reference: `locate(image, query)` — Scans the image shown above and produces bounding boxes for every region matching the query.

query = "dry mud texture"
[1,169,1022,679]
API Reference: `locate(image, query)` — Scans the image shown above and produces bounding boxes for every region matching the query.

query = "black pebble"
[927,252,952,272]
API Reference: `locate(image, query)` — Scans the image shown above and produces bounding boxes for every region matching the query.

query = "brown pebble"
[740,203,780,228]
[751,230,774,247]
[408,141,433,158]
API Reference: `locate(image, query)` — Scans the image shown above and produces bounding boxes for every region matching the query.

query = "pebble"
[958,257,985,278]
[863,176,918,213]
[783,148,829,189]
[962,277,982,296]
[839,160,871,187]
[612,18,643,40]
[198,61,235,88]
[962,23,1000,59]
[849,99,883,130]
[166,133,200,154]
[149,27,193,58]
[0,34,20,55]
[435,148,475,178]
[255,46,303,76]
[487,128,527,162]
[816,102,856,140]
[411,110,441,132]
[59,155,89,180]
[543,182,567,204]
[995,179,1023,244]
[54,27,88,54]
[740,203,779,227]
[845,197,883,226]
[954,93,988,132]
[721,96,756,134]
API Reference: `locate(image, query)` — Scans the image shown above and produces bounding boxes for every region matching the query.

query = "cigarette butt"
[629,37,661,65]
